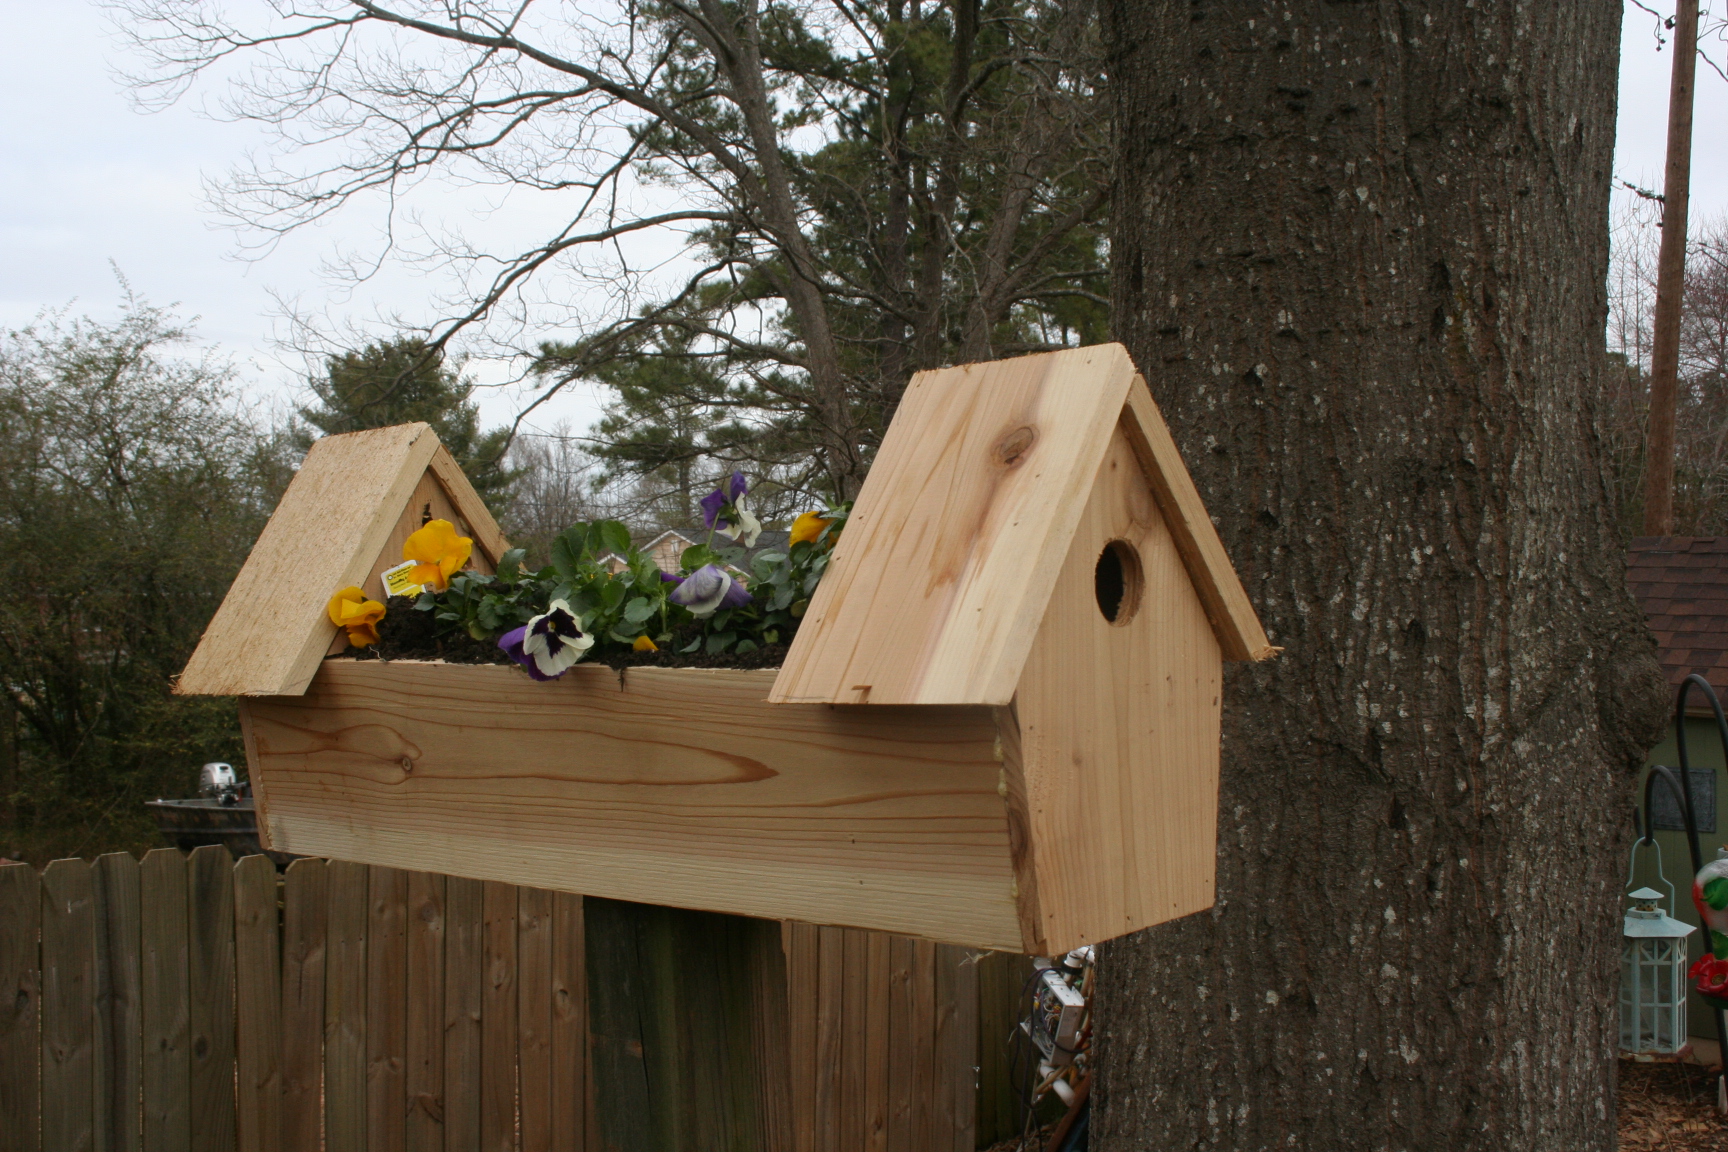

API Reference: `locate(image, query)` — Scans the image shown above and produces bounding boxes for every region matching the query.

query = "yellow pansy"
[326,586,386,648]
[403,519,473,591]
[632,634,659,652]
[788,510,832,547]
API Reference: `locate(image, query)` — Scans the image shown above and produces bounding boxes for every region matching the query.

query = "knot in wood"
[993,424,1038,467]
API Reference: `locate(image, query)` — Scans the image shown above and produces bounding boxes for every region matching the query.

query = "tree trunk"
[1099,3,1668,1149]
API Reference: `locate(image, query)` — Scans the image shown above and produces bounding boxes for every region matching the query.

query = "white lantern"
[1621,885,1698,1056]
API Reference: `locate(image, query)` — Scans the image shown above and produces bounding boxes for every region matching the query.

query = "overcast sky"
[1,2,1724,437]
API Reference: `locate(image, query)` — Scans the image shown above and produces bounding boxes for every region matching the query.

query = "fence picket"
[442,878,483,1152]
[187,846,236,1152]
[43,858,96,1152]
[549,893,587,1152]
[93,853,143,1152]
[517,887,553,1152]
[280,859,327,1152]
[885,935,915,1152]
[234,854,281,1152]
[325,860,368,1152]
[933,944,977,1152]
[367,867,409,1152]
[405,872,446,1152]
[0,862,42,1152]
[139,850,188,1152]
[479,882,517,1152]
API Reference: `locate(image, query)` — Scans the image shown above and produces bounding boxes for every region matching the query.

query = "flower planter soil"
[333,596,790,671]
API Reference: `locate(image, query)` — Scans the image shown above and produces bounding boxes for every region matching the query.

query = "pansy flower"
[700,471,762,547]
[788,510,833,547]
[668,563,752,618]
[403,519,473,591]
[326,586,386,648]
[498,599,594,680]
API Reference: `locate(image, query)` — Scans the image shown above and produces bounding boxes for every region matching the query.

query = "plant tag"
[382,560,424,598]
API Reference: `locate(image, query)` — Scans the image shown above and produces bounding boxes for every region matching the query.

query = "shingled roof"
[1628,536,1728,697]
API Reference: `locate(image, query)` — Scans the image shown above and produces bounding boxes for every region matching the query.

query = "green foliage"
[0,295,291,854]
[1705,876,1728,912]
[301,337,517,508]
[412,505,850,660]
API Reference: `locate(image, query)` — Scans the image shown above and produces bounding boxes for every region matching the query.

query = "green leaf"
[1705,877,1728,911]
[623,596,655,624]
[497,548,527,583]
[790,598,809,618]
[736,639,758,654]
[599,520,633,557]
[1713,928,1728,960]
[706,631,736,654]
[550,530,583,579]
[600,579,626,611]
[763,629,779,645]
[681,543,718,570]
[680,636,702,653]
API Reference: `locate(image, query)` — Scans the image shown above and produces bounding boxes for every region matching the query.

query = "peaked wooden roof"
[769,344,1272,706]
[176,423,506,698]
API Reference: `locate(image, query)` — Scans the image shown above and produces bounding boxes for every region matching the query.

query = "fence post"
[280,859,327,1152]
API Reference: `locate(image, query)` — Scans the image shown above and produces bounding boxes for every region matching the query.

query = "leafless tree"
[113,1,1109,498]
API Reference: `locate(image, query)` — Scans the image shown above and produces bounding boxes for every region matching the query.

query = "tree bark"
[1099,3,1668,1149]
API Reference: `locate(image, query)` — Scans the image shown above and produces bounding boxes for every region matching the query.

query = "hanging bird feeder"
[1621,881,1696,1057]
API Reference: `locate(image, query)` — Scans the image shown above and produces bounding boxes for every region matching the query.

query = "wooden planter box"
[180,344,1272,954]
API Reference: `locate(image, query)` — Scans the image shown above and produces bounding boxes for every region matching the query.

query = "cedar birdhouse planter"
[178,344,1272,954]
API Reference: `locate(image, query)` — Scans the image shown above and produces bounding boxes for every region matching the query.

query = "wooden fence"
[0,848,1028,1152]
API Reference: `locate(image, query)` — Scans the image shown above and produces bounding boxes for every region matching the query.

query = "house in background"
[1627,536,1728,1048]
[600,527,793,575]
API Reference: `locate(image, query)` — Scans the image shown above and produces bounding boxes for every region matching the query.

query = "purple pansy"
[667,563,752,618]
[700,470,749,530]
[498,599,595,680]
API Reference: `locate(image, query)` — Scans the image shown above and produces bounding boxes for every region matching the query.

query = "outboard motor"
[198,762,241,806]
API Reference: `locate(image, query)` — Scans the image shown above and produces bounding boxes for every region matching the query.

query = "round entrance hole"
[1094,539,1143,626]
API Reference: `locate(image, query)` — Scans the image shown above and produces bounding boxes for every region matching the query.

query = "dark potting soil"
[332,596,788,672]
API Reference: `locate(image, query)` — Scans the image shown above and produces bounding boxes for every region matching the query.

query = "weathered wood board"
[242,661,1026,951]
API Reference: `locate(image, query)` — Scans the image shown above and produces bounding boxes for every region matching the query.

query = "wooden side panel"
[442,878,483,1152]
[92,852,143,1152]
[325,860,369,1152]
[280,859,328,1152]
[186,846,236,1152]
[248,663,1022,951]
[368,867,409,1152]
[405,872,446,1152]
[234,853,282,1152]
[42,858,96,1152]
[1015,421,1224,952]
[0,862,42,1152]
[177,423,439,697]
[1120,379,1274,662]
[772,344,1136,706]
[139,850,189,1152]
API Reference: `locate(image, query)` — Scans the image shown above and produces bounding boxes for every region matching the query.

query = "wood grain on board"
[41,859,95,1152]
[245,661,1025,950]
[178,426,506,697]
[325,859,369,1152]
[771,344,1136,706]
[1013,420,1223,951]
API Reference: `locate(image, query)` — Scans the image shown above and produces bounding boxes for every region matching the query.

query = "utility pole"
[1644,0,1701,536]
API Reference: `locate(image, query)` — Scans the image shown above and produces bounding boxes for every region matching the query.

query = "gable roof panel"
[769,344,1272,706]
